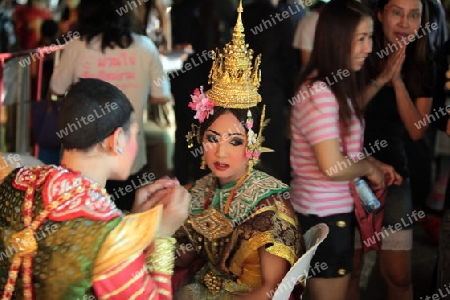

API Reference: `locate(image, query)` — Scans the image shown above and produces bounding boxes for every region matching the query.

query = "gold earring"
[200,156,206,170]
[247,158,254,173]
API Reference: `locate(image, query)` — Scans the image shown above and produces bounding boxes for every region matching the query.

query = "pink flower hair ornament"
[188,86,215,123]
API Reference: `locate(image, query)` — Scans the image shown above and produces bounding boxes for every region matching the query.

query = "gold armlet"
[145,236,176,275]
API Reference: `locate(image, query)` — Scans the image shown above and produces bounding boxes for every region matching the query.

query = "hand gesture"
[158,185,191,236]
[365,162,386,191]
[131,178,179,213]
[371,159,403,186]
[378,46,406,85]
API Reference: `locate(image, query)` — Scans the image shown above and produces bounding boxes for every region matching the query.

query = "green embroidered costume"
[174,170,303,299]
[0,166,175,300]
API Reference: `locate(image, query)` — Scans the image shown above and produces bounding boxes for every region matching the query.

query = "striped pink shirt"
[289,81,363,217]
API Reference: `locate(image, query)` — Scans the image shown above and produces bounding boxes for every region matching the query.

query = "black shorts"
[297,212,354,278]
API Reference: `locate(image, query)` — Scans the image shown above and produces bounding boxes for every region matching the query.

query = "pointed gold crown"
[205,0,262,109]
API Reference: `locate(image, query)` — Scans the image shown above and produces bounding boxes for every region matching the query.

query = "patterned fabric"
[94,252,172,300]
[0,165,176,299]
[0,167,122,299]
[93,206,173,299]
[174,170,303,299]
[14,166,122,222]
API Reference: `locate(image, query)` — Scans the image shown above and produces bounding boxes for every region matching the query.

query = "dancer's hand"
[131,178,179,213]
[158,185,191,236]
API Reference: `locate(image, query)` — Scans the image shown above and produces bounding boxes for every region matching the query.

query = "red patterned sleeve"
[92,206,174,299]
[93,252,172,299]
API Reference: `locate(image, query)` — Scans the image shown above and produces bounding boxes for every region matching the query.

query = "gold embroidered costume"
[174,170,302,299]
[176,1,303,298]
[0,166,175,299]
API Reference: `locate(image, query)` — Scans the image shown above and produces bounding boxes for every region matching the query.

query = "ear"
[107,127,125,155]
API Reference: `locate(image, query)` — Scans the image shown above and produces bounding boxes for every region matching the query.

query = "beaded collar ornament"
[186,0,273,170]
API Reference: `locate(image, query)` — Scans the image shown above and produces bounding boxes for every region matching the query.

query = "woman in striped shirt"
[289,0,400,299]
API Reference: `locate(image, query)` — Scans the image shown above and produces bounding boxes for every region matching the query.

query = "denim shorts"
[382,178,413,229]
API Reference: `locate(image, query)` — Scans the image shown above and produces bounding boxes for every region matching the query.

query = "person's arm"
[362,48,404,106]
[92,208,176,300]
[362,76,388,105]
[312,138,383,189]
[292,84,385,189]
[146,38,171,103]
[235,248,289,300]
[391,78,432,140]
[300,13,318,66]
[93,184,190,299]
[366,156,403,186]
[292,13,317,67]
[49,42,78,95]
[155,0,171,52]
[300,50,311,67]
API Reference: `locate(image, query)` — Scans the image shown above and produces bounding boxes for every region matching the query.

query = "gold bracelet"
[146,236,176,275]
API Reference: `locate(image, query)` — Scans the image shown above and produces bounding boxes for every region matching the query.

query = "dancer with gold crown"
[173,2,303,299]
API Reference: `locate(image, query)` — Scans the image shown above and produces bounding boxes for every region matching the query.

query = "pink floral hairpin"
[188,86,214,123]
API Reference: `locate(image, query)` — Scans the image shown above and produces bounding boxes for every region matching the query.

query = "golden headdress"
[205,0,262,108]
[186,0,272,171]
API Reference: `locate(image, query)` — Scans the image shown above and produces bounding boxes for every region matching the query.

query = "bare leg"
[307,274,350,300]
[379,250,413,300]
[347,248,364,300]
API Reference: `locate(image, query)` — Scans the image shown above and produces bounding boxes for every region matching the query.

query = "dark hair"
[40,19,58,37]
[76,0,141,52]
[57,78,134,150]
[298,0,372,127]
[61,6,70,22]
[367,0,431,99]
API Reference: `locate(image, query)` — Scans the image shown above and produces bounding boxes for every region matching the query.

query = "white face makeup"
[202,111,249,186]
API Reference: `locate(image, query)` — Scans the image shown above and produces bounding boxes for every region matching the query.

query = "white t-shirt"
[292,11,319,51]
[50,33,171,174]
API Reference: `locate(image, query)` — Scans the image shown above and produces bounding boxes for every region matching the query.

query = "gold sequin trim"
[277,211,297,227]
[266,243,297,266]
